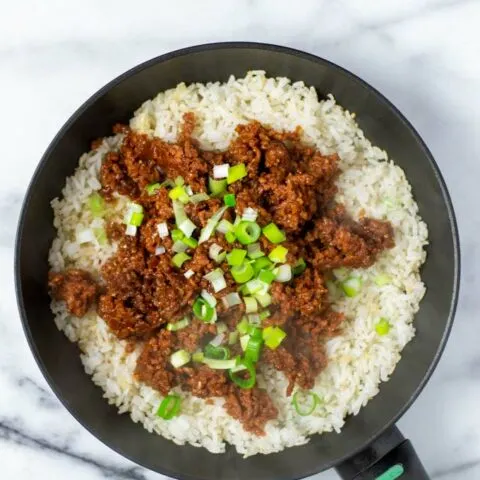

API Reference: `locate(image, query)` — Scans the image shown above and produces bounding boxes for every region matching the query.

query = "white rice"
[48,71,428,456]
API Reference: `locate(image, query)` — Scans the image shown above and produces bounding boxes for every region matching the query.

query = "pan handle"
[335,425,429,479]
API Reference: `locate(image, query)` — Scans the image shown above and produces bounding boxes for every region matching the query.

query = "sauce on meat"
[49,114,394,434]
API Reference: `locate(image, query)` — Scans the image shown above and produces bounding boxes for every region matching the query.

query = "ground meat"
[224,387,278,436]
[48,269,97,317]
[50,113,395,435]
[135,330,177,395]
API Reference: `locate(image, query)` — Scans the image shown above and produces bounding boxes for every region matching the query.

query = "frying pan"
[15,42,460,480]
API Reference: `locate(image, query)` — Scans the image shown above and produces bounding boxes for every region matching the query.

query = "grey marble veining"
[1,0,479,478]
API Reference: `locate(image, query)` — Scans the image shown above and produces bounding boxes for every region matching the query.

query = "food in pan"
[48,71,427,456]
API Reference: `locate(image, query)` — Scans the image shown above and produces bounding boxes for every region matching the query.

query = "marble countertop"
[2,0,479,478]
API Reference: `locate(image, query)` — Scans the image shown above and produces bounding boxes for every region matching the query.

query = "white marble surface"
[1,0,479,478]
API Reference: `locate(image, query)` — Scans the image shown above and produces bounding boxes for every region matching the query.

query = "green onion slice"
[217,219,234,234]
[204,344,230,360]
[182,236,198,248]
[235,221,261,245]
[190,193,210,204]
[227,163,247,184]
[209,243,226,263]
[172,252,191,268]
[88,192,105,217]
[225,231,236,243]
[170,349,191,368]
[258,269,275,284]
[157,394,181,420]
[199,206,228,244]
[146,183,161,196]
[166,317,190,331]
[262,223,286,244]
[193,297,215,322]
[224,193,236,207]
[172,201,197,238]
[275,264,292,283]
[244,296,258,313]
[93,227,107,246]
[268,245,288,263]
[192,351,204,363]
[209,177,227,196]
[228,331,239,345]
[247,243,264,259]
[374,274,391,287]
[245,336,263,363]
[171,228,185,242]
[255,292,272,308]
[262,326,287,349]
[175,176,185,186]
[292,258,307,276]
[231,263,255,284]
[204,268,227,293]
[227,248,247,266]
[252,256,274,274]
[169,185,189,204]
[203,358,237,370]
[229,358,256,389]
[341,277,363,297]
[236,317,249,335]
[375,318,391,335]
[201,289,217,307]
[292,390,320,416]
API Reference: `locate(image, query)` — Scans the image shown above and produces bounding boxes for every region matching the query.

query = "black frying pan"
[15,43,460,480]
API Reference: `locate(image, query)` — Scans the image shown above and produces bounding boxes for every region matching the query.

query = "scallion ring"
[292,390,320,416]
[156,394,181,420]
[235,221,261,245]
[229,358,256,389]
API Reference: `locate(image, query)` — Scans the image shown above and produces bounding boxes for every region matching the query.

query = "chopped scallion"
[231,263,255,284]
[292,390,320,416]
[263,326,287,349]
[247,243,264,259]
[292,258,307,276]
[374,274,392,287]
[222,292,242,309]
[170,349,191,368]
[375,318,391,335]
[209,243,226,263]
[169,185,189,204]
[193,297,215,323]
[262,223,286,244]
[275,264,292,283]
[268,245,288,263]
[341,277,362,297]
[157,222,169,238]
[227,248,247,266]
[227,163,247,184]
[225,231,236,243]
[213,164,229,179]
[172,252,191,268]
[235,221,261,245]
[224,193,236,207]
[146,183,161,196]
[228,358,256,389]
[244,297,258,313]
[156,394,181,420]
[87,192,105,217]
[166,317,190,331]
[209,177,227,196]
[204,268,227,292]
[199,206,228,244]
